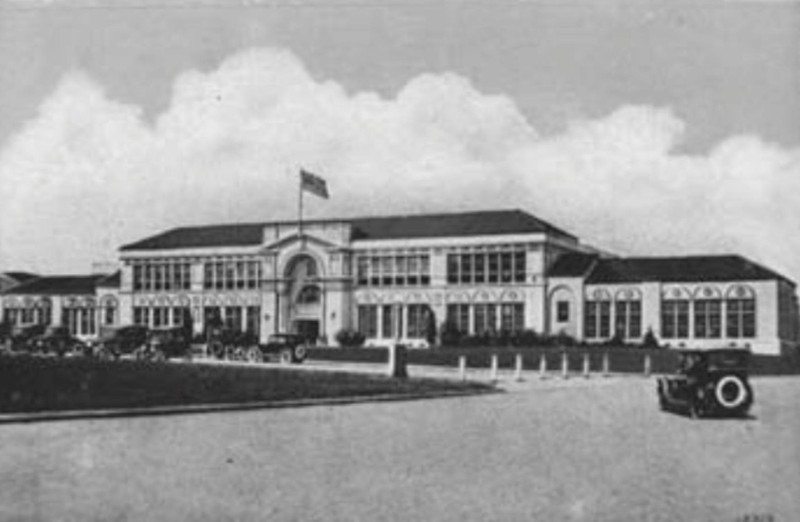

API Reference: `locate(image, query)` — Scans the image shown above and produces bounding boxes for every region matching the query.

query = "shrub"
[335,329,366,348]
[439,321,463,347]
[640,328,660,349]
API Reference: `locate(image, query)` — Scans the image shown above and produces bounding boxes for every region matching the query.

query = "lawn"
[0,355,492,414]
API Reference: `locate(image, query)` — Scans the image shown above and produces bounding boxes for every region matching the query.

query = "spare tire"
[714,375,752,414]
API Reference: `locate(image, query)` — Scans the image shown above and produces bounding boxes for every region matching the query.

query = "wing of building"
[2,209,798,355]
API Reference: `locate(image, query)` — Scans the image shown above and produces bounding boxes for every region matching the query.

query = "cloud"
[1,47,799,284]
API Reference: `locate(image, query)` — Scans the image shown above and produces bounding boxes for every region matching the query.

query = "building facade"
[2,209,798,355]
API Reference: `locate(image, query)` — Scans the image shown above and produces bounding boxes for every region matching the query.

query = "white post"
[490,354,498,383]
[582,352,590,379]
[458,355,467,381]
[539,352,547,379]
[644,353,652,377]
[514,353,523,382]
[603,351,610,377]
[561,351,569,380]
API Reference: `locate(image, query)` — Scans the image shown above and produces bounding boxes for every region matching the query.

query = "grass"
[0,354,492,414]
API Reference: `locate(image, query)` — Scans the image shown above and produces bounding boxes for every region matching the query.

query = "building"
[2,208,798,355]
[0,274,118,340]
[0,272,39,293]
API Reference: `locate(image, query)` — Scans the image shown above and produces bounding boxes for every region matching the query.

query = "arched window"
[297,285,321,305]
[725,285,756,338]
[694,286,722,339]
[584,289,612,339]
[661,287,690,339]
[614,289,642,339]
[101,296,118,326]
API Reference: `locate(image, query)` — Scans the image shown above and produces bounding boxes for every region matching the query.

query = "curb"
[0,387,499,425]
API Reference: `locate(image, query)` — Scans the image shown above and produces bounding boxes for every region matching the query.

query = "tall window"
[584,298,611,339]
[102,298,117,326]
[406,304,430,339]
[556,301,570,323]
[246,306,261,337]
[446,304,470,333]
[694,299,722,338]
[358,305,378,338]
[500,303,524,332]
[473,304,497,334]
[224,307,243,332]
[615,300,642,339]
[727,299,756,338]
[381,305,396,339]
[661,300,689,338]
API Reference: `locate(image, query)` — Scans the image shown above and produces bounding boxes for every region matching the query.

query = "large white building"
[3,208,798,355]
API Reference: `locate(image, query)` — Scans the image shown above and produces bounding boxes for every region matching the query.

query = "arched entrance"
[285,254,323,343]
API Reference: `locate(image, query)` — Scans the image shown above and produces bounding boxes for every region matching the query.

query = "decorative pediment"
[260,233,342,253]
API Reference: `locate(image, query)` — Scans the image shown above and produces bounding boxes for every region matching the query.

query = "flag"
[300,169,329,199]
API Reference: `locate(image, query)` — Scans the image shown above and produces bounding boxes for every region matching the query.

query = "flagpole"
[298,169,304,242]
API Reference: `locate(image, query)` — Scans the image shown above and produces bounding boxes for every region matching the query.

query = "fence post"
[458,355,467,382]
[643,353,652,377]
[602,351,610,377]
[514,353,523,382]
[582,352,590,379]
[539,352,547,379]
[490,354,499,383]
[561,350,569,379]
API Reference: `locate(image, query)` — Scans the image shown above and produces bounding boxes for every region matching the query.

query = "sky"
[0,0,799,282]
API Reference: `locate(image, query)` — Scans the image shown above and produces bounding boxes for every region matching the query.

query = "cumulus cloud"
[1,47,798,283]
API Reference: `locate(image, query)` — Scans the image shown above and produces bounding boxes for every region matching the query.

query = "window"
[133,260,192,291]
[381,305,396,339]
[446,250,526,285]
[556,301,570,323]
[202,259,261,290]
[661,300,689,338]
[584,300,611,339]
[446,304,470,333]
[694,299,722,338]
[473,304,497,334]
[297,286,321,305]
[133,307,149,327]
[224,307,243,332]
[355,253,431,287]
[246,306,261,337]
[500,303,524,332]
[406,304,430,339]
[727,299,756,338]
[615,300,642,338]
[358,305,378,338]
[103,299,117,326]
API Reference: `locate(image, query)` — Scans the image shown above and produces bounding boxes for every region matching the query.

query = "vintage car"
[31,325,87,357]
[656,348,754,418]
[9,324,47,353]
[145,326,193,361]
[95,325,150,360]
[206,327,258,361]
[246,333,308,364]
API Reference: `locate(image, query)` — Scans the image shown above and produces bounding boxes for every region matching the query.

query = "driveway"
[0,375,797,521]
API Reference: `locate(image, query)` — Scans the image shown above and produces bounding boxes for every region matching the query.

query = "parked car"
[656,348,753,418]
[247,333,308,364]
[31,325,87,357]
[9,324,47,353]
[145,326,193,361]
[96,325,150,360]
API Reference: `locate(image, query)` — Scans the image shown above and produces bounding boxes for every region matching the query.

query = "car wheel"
[246,346,263,364]
[292,344,307,363]
[279,349,293,364]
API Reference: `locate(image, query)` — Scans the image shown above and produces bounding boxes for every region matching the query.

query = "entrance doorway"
[294,319,319,345]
